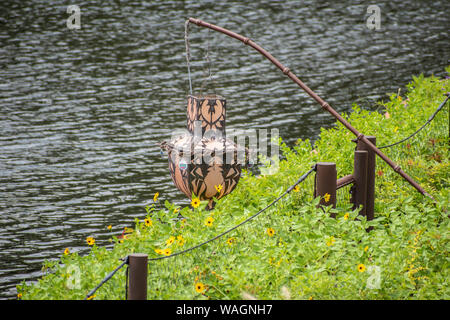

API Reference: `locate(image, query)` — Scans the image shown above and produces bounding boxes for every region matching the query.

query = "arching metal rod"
[187,17,434,201]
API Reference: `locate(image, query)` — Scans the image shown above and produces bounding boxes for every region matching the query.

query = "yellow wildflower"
[205,216,214,227]
[144,218,152,227]
[177,235,185,246]
[344,213,349,220]
[153,192,159,202]
[323,193,331,203]
[87,294,96,300]
[226,237,235,246]
[107,225,112,230]
[163,248,172,256]
[214,184,223,193]
[364,246,369,252]
[155,248,163,255]
[86,237,95,246]
[266,228,275,237]
[195,282,205,293]
[357,264,366,272]
[166,236,175,246]
[64,248,70,255]
[17,293,22,299]
[191,198,200,208]
[293,185,300,192]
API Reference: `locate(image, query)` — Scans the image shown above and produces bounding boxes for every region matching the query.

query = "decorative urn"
[161,95,247,210]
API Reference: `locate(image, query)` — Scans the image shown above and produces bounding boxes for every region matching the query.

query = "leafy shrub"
[18,68,449,300]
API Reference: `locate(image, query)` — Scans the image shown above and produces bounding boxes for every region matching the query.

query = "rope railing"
[84,165,317,300]
[84,256,129,300]
[378,94,450,149]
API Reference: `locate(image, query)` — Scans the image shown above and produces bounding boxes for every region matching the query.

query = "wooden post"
[353,150,368,217]
[314,162,337,215]
[356,136,376,221]
[127,254,148,300]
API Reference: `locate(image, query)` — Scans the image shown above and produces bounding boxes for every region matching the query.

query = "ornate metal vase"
[161,95,246,210]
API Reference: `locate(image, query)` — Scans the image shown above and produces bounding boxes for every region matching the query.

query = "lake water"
[0,0,449,299]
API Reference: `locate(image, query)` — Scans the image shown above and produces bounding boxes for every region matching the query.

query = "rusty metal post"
[356,136,376,221]
[127,253,148,300]
[353,150,368,217]
[314,162,337,215]
[336,174,355,189]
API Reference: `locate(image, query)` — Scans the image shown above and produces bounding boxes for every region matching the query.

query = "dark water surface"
[0,0,449,299]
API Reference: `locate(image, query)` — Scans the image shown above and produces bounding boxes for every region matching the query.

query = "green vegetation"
[18,68,449,300]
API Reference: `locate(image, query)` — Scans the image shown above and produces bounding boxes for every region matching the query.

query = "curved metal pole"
[187,17,433,201]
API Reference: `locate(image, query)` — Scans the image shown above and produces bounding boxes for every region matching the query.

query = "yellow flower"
[323,193,331,203]
[17,293,22,299]
[357,264,366,272]
[266,228,275,237]
[144,218,152,227]
[107,225,112,230]
[177,235,185,246]
[276,258,283,266]
[155,248,163,255]
[205,216,214,227]
[163,248,172,256]
[344,213,349,220]
[87,294,96,300]
[226,237,235,246]
[86,237,95,246]
[195,282,205,293]
[174,207,180,214]
[293,185,300,192]
[214,184,223,193]
[153,192,159,202]
[191,198,201,208]
[326,236,335,247]
[64,248,70,255]
[166,236,175,246]
[364,246,369,252]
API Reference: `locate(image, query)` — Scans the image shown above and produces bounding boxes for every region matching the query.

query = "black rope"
[84,256,129,300]
[83,165,316,299]
[378,95,450,149]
